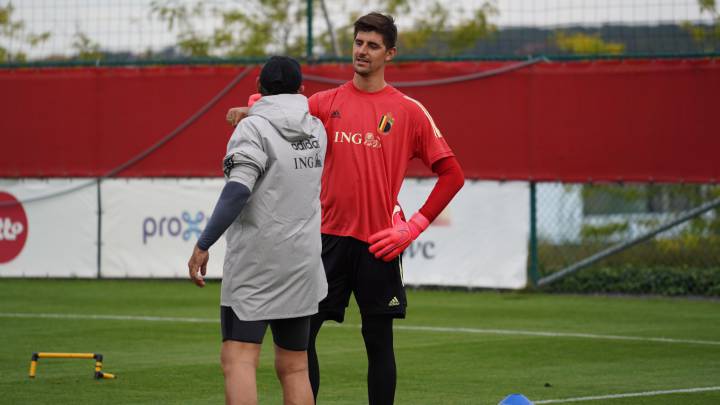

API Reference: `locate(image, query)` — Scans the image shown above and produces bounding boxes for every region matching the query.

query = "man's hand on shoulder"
[226,93,261,126]
[226,107,249,127]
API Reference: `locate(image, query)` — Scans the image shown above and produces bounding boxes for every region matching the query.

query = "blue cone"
[498,393,534,405]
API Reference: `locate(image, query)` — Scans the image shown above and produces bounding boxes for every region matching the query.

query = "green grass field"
[1,279,719,404]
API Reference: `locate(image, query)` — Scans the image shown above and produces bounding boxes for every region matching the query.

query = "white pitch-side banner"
[101,179,227,278]
[398,180,529,289]
[0,179,98,278]
[1,179,530,288]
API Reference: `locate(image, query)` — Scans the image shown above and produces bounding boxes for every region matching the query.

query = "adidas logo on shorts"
[388,297,400,307]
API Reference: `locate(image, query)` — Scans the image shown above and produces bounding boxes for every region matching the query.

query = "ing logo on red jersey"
[378,113,394,134]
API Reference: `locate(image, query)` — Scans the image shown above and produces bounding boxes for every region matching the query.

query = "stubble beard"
[353,58,371,76]
[354,67,371,77]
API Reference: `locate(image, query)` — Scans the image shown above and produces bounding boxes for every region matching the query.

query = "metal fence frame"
[527,181,720,288]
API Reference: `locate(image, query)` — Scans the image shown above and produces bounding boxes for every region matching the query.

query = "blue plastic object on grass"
[498,393,534,405]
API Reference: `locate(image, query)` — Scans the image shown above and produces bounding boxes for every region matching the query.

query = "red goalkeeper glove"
[368,206,430,262]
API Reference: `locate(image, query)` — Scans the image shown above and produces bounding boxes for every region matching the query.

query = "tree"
[554,32,625,55]
[151,0,499,59]
[316,1,498,57]
[0,2,50,63]
[683,0,720,50]
[150,0,307,58]
[71,31,103,62]
[395,1,498,56]
[318,0,340,57]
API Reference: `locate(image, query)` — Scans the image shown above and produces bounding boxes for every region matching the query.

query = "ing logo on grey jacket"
[293,153,323,170]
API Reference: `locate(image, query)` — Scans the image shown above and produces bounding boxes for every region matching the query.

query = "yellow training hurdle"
[29,352,116,379]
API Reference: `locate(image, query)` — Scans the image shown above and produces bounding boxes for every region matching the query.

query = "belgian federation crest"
[378,113,395,134]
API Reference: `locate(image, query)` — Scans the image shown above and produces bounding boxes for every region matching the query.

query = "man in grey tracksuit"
[187,56,327,405]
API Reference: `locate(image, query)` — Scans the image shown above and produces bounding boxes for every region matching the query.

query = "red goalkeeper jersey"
[309,81,455,242]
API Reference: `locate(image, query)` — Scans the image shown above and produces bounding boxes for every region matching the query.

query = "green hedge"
[538,238,720,270]
[539,265,720,297]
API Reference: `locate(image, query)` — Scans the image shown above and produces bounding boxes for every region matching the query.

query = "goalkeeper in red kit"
[227,12,464,405]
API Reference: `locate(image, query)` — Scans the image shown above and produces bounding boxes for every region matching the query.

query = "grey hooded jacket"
[220,93,328,320]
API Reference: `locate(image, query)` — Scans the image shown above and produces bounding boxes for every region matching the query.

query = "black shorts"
[220,306,311,351]
[319,234,407,323]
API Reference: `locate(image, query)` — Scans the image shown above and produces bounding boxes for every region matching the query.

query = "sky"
[2,0,715,59]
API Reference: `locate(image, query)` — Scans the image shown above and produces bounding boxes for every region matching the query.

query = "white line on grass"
[389,324,720,346]
[3,312,720,346]
[0,312,216,323]
[534,386,720,403]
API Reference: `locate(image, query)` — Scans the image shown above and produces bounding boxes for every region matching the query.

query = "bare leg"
[274,345,314,405]
[221,341,262,405]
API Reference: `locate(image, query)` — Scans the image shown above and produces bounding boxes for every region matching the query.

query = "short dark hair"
[353,12,397,50]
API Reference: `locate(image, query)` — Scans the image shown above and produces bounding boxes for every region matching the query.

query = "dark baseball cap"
[259,56,302,95]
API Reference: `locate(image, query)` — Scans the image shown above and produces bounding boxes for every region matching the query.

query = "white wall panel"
[101,179,226,278]
[398,180,529,289]
[0,179,98,277]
